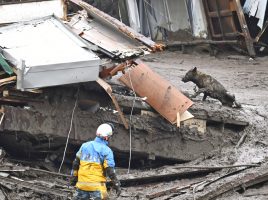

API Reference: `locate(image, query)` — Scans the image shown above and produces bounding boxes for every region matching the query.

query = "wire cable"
[58,87,80,173]
[127,67,137,174]
[143,0,166,19]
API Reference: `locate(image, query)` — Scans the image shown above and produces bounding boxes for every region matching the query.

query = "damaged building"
[0,0,268,200]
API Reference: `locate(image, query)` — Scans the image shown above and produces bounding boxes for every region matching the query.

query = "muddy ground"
[115,48,268,199]
[1,48,268,200]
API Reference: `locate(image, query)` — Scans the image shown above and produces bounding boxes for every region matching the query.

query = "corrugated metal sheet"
[68,12,146,60]
[69,0,164,52]
[0,15,100,90]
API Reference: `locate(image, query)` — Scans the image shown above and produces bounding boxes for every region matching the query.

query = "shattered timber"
[0,0,268,199]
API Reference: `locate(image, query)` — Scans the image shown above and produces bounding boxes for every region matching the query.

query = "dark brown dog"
[182,67,241,108]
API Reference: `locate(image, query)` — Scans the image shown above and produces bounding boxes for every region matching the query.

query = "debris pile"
[0,156,73,200]
[0,0,268,200]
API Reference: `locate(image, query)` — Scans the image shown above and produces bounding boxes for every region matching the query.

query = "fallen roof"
[69,0,164,52]
[0,15,101,90]
[68,12,147,60]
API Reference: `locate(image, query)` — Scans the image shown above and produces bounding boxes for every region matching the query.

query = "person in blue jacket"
[70,123,121,200]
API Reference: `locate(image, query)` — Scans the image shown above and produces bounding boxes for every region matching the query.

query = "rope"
[58,87,80,173]
[127,67,137,174]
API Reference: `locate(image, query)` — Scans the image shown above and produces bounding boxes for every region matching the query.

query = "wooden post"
[61,0,68,21]
[234,0,256,57]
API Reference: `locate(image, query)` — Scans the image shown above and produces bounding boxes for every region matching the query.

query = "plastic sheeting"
[126,0,207,40]
[126,0,141,33]
[146,0,190,39]
[243,0,268,29]
[186,0,208,38]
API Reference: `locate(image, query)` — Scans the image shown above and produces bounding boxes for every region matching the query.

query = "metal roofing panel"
[0,15,101,90]
[69,0,164,52]
[68,13,146,59]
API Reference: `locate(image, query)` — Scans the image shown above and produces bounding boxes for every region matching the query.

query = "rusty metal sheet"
[69,0,164,52]
[119,61,193,124]
[68,13,145,59]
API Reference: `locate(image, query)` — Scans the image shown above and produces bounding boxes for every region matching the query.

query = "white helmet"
[96,123,113,139]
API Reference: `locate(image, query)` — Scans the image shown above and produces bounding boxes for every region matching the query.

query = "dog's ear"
[193,67,197,72]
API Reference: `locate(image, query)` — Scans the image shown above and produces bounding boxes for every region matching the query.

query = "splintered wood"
[96,78,128,129]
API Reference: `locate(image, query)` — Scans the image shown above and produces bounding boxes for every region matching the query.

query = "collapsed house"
[87,0,268,57]
[0,0,251,165]
[1,1,268,200]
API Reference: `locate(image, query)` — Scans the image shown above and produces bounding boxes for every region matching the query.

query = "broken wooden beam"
[0,76,16,84]
[97,78,128,129]
[146,181,201,199]
[0,98,28,106]
[0,165,71,177]
[172,164,260,170]
[0,176,71,197]
[233,0,256,57]
[195,165,267,200]
[119,169,219,187]
[166,40,238,48]
[243,185,268,197]
[2,89,41,98]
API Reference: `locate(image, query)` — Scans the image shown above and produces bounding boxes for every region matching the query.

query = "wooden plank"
[167,40,238,47]
[110,94,129,129]
[0,76,16,84]
[196,165,268,200]
[211,32,240,38]
[0,98,27,106]
[244,185,268,197]
[0,96,43,103]
[61,0,68,21]
[215,0,226,38]
[180,111,194,122]
[233,0,256,57]
[146,182,199,199]
[208,10,233,17]
[120,169,219,187]
[97,78,128,129]
[2,89,41,98]
[0,176,71,197]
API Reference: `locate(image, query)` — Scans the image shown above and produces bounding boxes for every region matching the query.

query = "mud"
[1,49,268,200]
[116,49,268,199]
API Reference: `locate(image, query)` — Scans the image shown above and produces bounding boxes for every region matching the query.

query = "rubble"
[0,0,268,200]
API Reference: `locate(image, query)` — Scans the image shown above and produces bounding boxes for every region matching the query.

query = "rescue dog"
[182,67,241,108]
